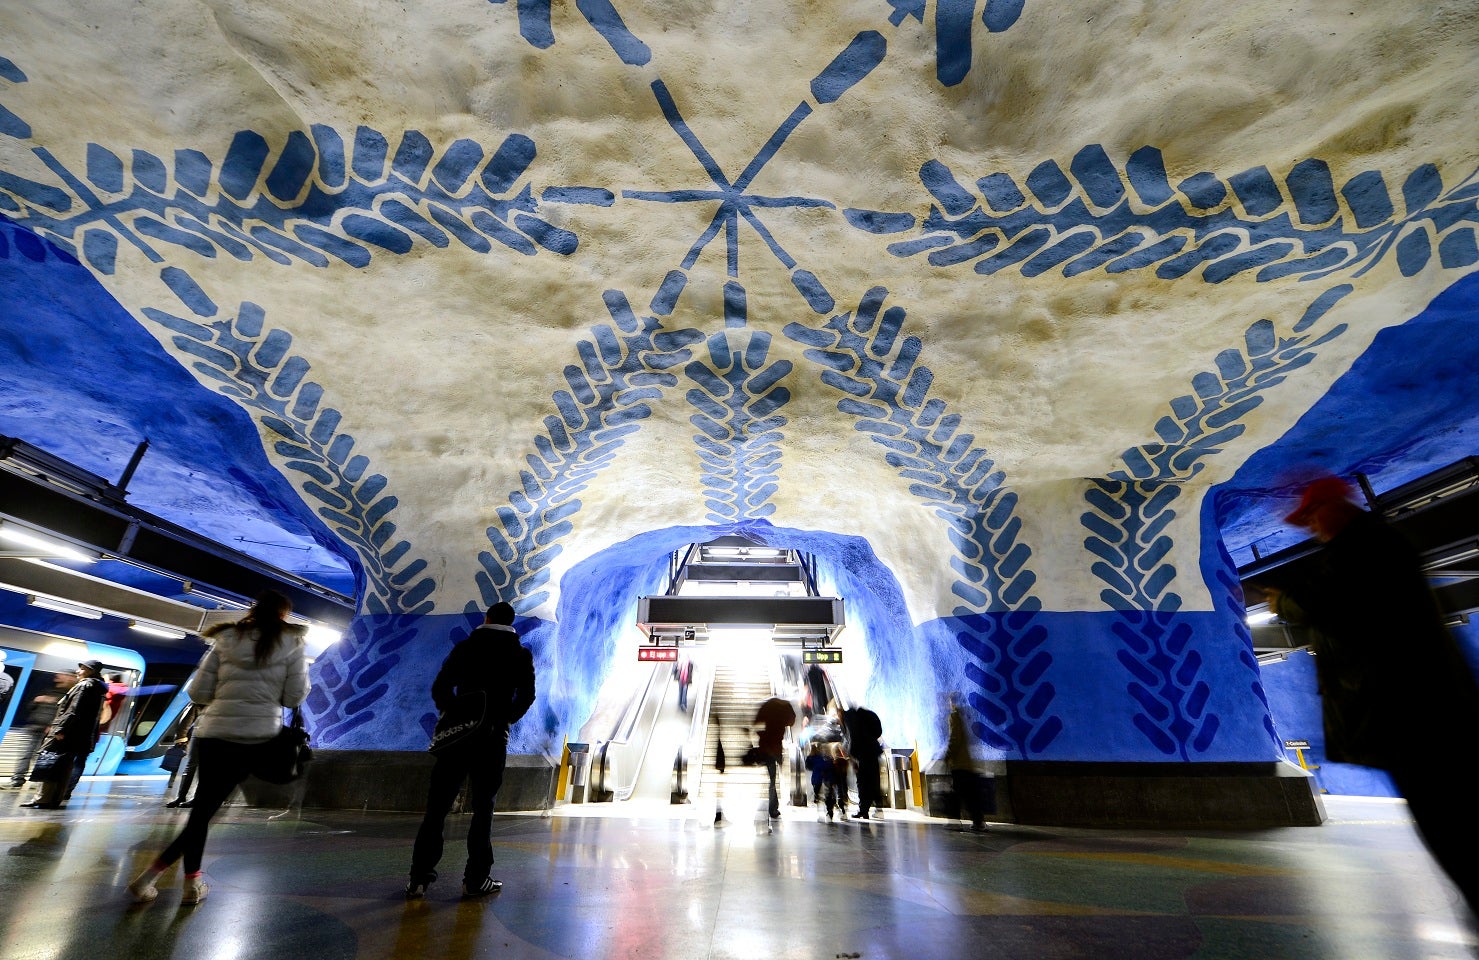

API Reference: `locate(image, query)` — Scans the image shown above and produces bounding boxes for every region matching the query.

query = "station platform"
[1,777,1475,959]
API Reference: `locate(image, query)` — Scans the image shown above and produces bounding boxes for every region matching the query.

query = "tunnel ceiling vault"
[2,0,1478,628]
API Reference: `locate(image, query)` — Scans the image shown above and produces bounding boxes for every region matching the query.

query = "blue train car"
[0,624,148,782]
[115,662,197,776]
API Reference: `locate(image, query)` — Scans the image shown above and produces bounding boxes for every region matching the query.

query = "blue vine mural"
[0,65,576,277]
[845,147,1479,285]
[1080,286,1352,758]
[784,287,1059,754]
[474,291,704,612]
[4,0,1468,766]
[686,330,793,524]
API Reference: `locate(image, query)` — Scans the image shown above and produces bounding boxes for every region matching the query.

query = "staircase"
[703,658,774,805]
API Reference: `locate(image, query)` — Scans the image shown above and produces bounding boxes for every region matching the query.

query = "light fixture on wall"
[128,620,188,640]
[1,523,99,563]
[26,594,104,619]
[1245,609,1277,626]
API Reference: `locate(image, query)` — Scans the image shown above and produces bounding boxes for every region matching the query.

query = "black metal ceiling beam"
[1238,458,1479,616]
[0,440,354,627]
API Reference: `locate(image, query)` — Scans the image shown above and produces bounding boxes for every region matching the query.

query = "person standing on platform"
[57,670,130,806]
[405,601,536,900]
[805,662,830,718]
[22,660,106,810]
[945,694,987,831]
[9,673,67,789]
[0,650,12,713]
[841,703,884,820]
[1261,475,1479,919]
[754,695,797,820]
[128,590,309,905]
[166,703,202,808]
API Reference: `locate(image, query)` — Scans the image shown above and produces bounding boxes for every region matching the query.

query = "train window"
[125,664,195,747]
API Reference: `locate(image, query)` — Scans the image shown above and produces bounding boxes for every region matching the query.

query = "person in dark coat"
[23,660,107,809]
[406,601,536,900]
[1262,476,1479,917]
[841,704,884,820]
[945,694,987,831]
[754,696,796,819]
[805,663,830,717]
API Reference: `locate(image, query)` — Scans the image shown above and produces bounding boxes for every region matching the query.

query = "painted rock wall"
[2,1,1476,761]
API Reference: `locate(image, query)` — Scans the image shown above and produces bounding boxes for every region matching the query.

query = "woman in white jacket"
[129,589,310,905]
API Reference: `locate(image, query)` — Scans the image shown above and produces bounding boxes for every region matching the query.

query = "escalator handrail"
[592,661,669,800]
[608,661,667,745]
[672,659,716,792]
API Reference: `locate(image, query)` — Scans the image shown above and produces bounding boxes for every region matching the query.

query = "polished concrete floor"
[1,777,1476,960]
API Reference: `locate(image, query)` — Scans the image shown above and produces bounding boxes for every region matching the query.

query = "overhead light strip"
[0,523,99,563]
[128,620,188,640]
[26,594,104,620]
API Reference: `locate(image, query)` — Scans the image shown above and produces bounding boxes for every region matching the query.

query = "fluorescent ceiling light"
[304,625,342,655]
[26,594,104,620]
[129,620,188,640]
[1245,610,1277,626]
[1,526,98,563]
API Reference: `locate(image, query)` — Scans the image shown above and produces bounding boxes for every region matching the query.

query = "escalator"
[578,534,848,811]
[702,653,775,806]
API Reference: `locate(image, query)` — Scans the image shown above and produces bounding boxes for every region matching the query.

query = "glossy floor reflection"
[1,779,1475,960]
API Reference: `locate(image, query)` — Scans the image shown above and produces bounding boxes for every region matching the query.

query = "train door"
[0,647,38,780]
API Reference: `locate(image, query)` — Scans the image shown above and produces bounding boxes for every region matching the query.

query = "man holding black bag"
[406,601,535,900]
[22,660,107,809]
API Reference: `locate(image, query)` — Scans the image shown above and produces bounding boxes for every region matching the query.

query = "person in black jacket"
[23,660,107,809]
[840,704,884,820]
[1262,476,1479,918]
[406,601,536,900]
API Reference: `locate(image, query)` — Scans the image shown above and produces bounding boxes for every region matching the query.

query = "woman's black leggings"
[156,737,264,874]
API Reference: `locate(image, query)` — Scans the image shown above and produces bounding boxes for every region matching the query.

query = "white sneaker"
[462,877,502,898]
[128,870,160,903]
[181,876,209,904]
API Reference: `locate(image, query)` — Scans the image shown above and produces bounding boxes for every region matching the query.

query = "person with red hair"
[1261,476,1479,919]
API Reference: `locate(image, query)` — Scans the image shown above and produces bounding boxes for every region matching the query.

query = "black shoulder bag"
[254,708,313,784]
[428,691,488,754]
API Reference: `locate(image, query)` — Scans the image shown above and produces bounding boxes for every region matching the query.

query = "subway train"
[0,623,149,782]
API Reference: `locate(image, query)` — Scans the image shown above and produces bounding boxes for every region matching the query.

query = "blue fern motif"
[0,102,578,275]
[1117,285,1353,482]
[147,265,434,619]
[1081,479,1216,759]
[1083,285,1354,757]
[306,614,424,744]
[784,286,1059,754]
[685,330,792,523]
[145,266,441,742]
[846,147,1479,284]
[474,290,704,611]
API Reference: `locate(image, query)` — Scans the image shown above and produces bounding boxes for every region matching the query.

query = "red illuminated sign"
[638,647,679,662]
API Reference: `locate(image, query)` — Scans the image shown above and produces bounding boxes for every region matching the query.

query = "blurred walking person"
[1261,476,1479,918]
[754,695,796,820]
[129,590,309,905]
